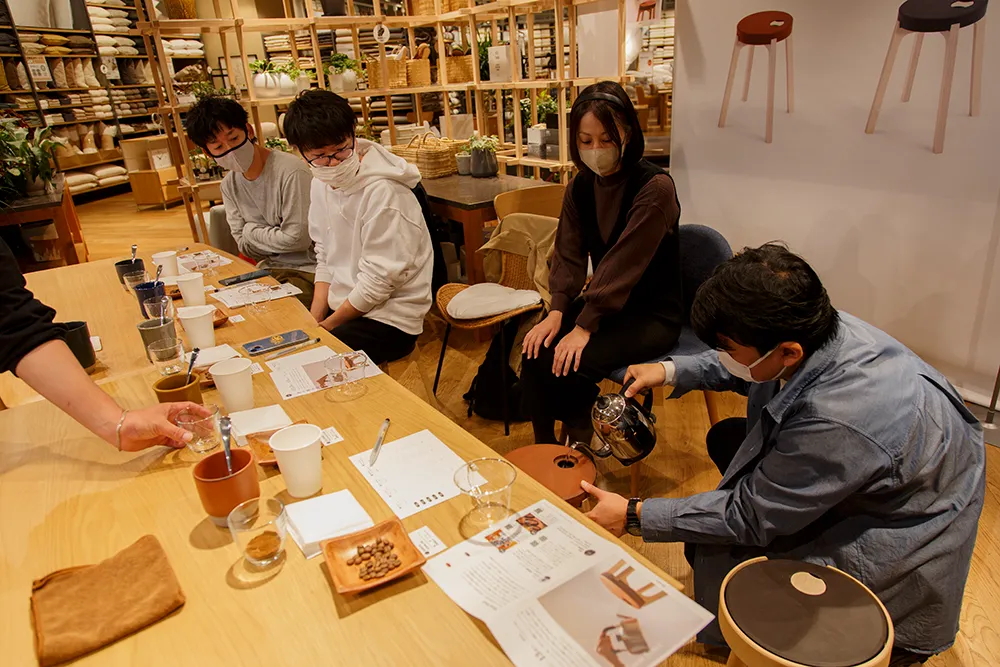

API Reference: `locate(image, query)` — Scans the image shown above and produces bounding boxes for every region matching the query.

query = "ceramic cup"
[134,280,166,318]
[175,272,206,306]
[151,250,179,278]
[176,305,217,349]
[193,448,260,526]
[114,257,145,286]
[209,357,254,413]
[152,371,203,404]
[269,424,323,498]
[61,321,96,370]
[137,318,177,362]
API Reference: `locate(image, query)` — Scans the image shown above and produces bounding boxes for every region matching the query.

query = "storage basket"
[446,0,468,11]
[367,57,408,90]
[390,132,467,179]
[444,55,474,84]
[162,0,197,19]
[406,59,431,87]
[410,0,436,15]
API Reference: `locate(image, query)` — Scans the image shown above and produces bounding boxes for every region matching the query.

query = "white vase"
[295,74,311,94]
[253,72,280,99]
[277,73,296,97]
[341,69,358,91]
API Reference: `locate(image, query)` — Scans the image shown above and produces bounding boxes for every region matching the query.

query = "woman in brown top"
[521,81,683,444]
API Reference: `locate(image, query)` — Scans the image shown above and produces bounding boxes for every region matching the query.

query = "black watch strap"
[626,497,642,536]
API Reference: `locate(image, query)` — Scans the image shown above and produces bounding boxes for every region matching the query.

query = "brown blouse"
[549,171,680,332]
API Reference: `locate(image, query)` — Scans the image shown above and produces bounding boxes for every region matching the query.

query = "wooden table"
[0,189,86,267]
[0,246,683,666]
[422,174,549,284]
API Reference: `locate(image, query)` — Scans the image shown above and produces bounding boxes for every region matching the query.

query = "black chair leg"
[500,324,510,436]
[433,323,451,395]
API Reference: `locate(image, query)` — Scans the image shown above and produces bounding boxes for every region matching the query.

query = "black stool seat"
[725,559,889,667]
[898,0,989,32]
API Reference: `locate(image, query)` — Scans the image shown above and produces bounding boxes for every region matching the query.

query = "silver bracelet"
[115,410,129,451]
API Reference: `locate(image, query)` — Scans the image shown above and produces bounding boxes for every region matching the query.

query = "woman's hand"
[623,363,667,398]
[552,325,591,377]
[522,311,563,359]
[118,402,212,452]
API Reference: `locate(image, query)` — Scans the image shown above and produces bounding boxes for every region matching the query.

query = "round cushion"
[506,445,596,507]
[899,0,988,33]
[737,11,794,45]
[725,559,889,667]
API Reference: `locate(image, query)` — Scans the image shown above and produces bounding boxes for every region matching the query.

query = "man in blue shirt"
[582,244,985,665]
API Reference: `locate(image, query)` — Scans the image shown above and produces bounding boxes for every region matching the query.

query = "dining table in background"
[0,189,87,268]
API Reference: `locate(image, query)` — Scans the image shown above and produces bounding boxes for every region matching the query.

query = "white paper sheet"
[349,429,465,519]
[285,489,374,559]
[227,404,292,446]
[268,349,382,400]
[185,343,239,368]
[178,250,233,272]
[210,282,303,308]
[90,335,102,352]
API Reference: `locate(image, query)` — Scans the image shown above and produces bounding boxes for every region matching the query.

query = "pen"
[264,337,322,361]
[370,418,390,466]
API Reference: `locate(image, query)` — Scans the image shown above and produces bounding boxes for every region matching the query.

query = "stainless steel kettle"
[571,381,657,466]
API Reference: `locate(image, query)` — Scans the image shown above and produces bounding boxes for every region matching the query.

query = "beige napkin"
[30,535,185,666]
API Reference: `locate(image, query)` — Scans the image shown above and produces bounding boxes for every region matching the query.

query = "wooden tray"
[322,519,426,595]
[246,420,306,466]
[165,285,182,299]
[212,308,229,328]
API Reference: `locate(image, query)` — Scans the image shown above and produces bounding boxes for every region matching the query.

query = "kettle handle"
[620,377,635,397]
[620,377,656,422]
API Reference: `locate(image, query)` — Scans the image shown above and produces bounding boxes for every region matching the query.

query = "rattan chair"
[433,250,543,435]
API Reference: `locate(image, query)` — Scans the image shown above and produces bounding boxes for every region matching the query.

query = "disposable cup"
[175,272,206,306]
[151,250,179,277]
[269,424,323,498]
[210,357,254,413]
[177,305,216,349]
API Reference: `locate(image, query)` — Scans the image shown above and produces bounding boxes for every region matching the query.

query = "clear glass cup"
[454,458,517,527]
[173,404,221,454]
[123,270,149,294]
[148,337,186,376]
[239,282,273,313]
[143,295,174,322]
[227,497,288,568]
[324,351,368,401]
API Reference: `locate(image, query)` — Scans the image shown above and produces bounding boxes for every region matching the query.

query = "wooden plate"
[212,308,229,328]
[322,519,427,595]
[246,420,307,466]
[165,285,182,299]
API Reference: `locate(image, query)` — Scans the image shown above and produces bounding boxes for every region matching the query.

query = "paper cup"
[176,272,206,306]
[269,424,323,498]
[210,357,254,413]
[177,305,217,349]
[151,250,179,277]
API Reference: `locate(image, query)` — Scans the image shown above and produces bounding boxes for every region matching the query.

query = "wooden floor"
[70,192,1000,666]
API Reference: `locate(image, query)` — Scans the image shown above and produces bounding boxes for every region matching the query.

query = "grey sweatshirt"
[220,149,316,273]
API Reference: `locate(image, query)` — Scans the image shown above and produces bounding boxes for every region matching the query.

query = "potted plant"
[456,146,471,175]
[1,118,60,198]
[275,61,300,96]
[328,53,361,93]
[264,137,291,152]
[468,134,498,178]
[249,59,279,99]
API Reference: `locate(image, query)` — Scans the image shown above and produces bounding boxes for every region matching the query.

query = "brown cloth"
[30,535,185,667]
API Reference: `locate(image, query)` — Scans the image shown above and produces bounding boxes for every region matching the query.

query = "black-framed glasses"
[304,144,355,167]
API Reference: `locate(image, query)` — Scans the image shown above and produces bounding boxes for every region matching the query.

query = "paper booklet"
[423,500,714,667]
[267,347,382,400]
[210,283,303,309]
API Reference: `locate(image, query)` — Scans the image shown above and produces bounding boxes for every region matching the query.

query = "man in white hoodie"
[283,90,433,365]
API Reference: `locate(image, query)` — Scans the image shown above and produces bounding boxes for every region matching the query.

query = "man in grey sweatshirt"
[185,97,315,306]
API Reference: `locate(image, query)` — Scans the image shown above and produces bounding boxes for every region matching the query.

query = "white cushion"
[97,174,129,186]
[106,9,130,17]
[89,16,113,24]
[111,17,132,25]
[114,36,135,46]
[85,164,127,178]
[65,171,99,186]
[95,35,117,46]
[446,283,540,320]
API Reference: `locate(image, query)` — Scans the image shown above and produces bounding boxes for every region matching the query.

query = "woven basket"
[446,0,468,11]
[367,57,408,90]
[390,132,466,179]
[410,0,436,15]
[444,55,474,84]
[406,59,431,87]
[163,0,197,18]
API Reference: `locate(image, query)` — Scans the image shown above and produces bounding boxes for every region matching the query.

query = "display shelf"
[34,87,105,93]
[0,89,33,94]
[116,111,156,119]
[140,19,236,34]
[110,83,158,89]
[114,54,149,59]
[70,179,131,196]
[86,2,139,8]
[46,118,113,126]
[58,154,124,169]
[15,26,93,35]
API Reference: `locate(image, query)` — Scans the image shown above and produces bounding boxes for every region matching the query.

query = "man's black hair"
[283,89,356,152]
[184,96,249,149]
[569,80,645,173]
[691,243,840,355]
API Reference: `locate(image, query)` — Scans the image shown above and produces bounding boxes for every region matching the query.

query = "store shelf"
[110,83,157,89]
[116,111,156,119]
[35,87,105,93]
[70,179,131,196]
[86,2,138,8]
[93,29,141,36]
[0,89,34,94]
[114,54,149,59]
[47,118,113,126]
[59,154,124,169]
[142,19,236,34]
[16,26,93,35]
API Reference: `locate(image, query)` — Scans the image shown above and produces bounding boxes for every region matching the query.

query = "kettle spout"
[570,440,612,459]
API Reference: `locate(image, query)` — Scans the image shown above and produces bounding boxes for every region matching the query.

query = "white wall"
[671,0,1000,402]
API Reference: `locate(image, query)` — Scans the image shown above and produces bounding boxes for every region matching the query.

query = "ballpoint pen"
[263,336,322,361]
[370,418,390,466]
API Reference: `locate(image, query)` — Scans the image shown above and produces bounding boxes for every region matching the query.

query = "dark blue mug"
[134,281,166,318]
[114,258,145,285]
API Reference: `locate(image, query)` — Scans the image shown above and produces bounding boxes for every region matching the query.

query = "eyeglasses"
[304,144,355,167]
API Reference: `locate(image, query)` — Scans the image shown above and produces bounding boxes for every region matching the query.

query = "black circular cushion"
[737,11,794,45]
[725,559,889,667]
[899,0,989,32]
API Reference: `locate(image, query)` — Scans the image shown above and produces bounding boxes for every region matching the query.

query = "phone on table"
[219,269,271,287]
[242,329,310,356]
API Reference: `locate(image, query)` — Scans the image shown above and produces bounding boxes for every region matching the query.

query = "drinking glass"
[454,458,517,527]
[323,352,368,401]
[143,295,174,322]
[123,270,148,294]
[227,497,288,568]
[173,404,221,454]
[239,282,272,313]
[148,337,186,376]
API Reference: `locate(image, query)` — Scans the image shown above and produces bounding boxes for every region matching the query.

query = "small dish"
[165,285,182,299]
[212,309,229,328]
[246,419,307,465]
[322,519,427,595]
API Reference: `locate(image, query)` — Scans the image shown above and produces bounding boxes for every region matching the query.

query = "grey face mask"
[579,146,620,176]
[210,136,256,174]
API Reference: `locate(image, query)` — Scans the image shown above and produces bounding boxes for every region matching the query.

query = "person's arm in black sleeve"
[0,238,64,374]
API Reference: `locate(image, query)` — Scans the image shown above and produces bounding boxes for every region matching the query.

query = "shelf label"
[26,56,51,82]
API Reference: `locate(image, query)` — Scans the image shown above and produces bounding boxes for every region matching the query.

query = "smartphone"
[242,329,310,356]
[219,269,271,287]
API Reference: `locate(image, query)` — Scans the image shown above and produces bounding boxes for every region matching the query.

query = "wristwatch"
[626,498,642,536]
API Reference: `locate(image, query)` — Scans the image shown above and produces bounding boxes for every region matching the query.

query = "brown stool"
[719,11,795,143]
[865,0,988,154]
[719,557,894,667]
[506,444,596,507]
[600,559,668,609]
[637,0,656,22]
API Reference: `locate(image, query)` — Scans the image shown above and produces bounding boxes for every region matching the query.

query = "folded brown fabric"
[30,535,185,667]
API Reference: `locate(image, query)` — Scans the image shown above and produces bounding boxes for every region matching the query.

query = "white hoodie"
[308,139,433,335]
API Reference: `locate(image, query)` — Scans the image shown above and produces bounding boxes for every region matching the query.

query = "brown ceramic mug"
[192,449,260,526]
[152,372,203,404]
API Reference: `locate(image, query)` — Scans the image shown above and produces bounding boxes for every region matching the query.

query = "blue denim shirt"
[641,313,985,654]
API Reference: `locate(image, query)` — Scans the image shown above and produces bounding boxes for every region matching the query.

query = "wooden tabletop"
[0,246,682,666]
[421,174,548,210]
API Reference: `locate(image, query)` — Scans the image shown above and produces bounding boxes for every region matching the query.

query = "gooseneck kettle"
[570,380,657,466]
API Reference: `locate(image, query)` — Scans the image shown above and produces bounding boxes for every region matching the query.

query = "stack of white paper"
[284,490,374,559]
[227,404,293,446]
[185,344,239,368]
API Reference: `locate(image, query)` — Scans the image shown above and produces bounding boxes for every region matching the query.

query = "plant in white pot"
[327,53,360,93]
[468,134,499,178]
[249,59,280,99]
[275,61,301,96]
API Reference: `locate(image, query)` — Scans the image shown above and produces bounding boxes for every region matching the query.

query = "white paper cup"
[175,272,206,306]
[177,304,216,349]
[210,357,254,413]
[151,250,179,278]
[269,424,323,498]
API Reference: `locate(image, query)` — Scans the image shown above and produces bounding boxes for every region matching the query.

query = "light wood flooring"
[73,192,1000,666]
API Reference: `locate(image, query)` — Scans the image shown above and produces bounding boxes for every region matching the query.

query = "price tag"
[25,56,51,82]
[373,23,390,45]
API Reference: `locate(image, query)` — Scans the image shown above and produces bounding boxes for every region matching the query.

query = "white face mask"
[718,346,785,383]
[310,150,361,190]
[579,147,620,176]
[210,136,256,174]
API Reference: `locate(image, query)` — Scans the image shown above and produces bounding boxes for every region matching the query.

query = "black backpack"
[463,318,529,422]
[411,183,448,296]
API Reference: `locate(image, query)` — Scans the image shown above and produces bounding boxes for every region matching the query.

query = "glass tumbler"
[227,497,288,568]
[454,458,517,526]
[173,404,221,454]
[324,352,368,400]
[239,282,272,313]
[123,270,148,294]
[148,337,186,376]
[143,295,174,322]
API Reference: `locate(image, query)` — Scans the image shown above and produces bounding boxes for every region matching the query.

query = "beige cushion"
[446,283,541,320]
[65,171,99,186]
[85,164,127,179]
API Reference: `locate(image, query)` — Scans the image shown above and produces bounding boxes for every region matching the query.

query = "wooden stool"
[719,11,795,143]
[506,444,596,507]
[866,0,988,154]
[637,0,656,22]
[719,558,894,667]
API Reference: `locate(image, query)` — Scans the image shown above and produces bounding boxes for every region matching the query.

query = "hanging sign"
[25,56,51,82]
[373,23,390,45]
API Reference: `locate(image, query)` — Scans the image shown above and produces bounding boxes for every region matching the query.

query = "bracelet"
[115,410,129,451]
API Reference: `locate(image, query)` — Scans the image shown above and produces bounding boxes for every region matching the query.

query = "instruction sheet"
[268,347,382,400]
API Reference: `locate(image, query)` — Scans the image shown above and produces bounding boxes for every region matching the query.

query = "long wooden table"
[0,246,682,666]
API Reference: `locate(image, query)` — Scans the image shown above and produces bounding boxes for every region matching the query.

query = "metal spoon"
[154,263,163,283]
[184,347,199,385]
[220,416,233,475]
[130,244,137,263]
